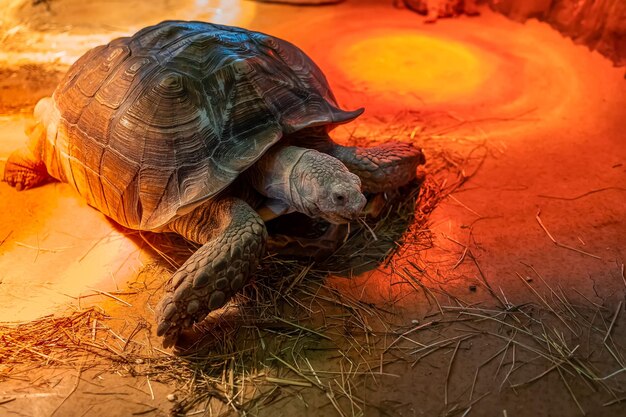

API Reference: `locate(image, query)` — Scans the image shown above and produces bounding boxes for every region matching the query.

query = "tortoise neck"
[246,145,313,213]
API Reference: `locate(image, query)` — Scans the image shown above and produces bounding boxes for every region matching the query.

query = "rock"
[486,0,626,67]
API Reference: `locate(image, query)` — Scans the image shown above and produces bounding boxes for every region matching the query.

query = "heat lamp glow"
[0,184,147,323]
[336,32,486,104]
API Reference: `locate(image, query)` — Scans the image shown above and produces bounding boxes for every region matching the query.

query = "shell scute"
[96,56,155,110]
[77,95,116,145]
[75,45,130,98]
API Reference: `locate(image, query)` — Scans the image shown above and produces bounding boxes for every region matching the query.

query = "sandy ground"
[0,0,625,416]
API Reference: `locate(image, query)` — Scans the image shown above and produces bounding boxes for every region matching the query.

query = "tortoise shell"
[41,20,362,230]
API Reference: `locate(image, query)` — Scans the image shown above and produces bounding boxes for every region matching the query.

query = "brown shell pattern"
[45,21,362,230]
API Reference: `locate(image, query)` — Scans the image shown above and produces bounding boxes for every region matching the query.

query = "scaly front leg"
[328,142,425,193]
[155,197,267,347]
[293,133,425,194]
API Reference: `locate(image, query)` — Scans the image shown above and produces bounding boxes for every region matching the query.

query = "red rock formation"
[486,0,626,67]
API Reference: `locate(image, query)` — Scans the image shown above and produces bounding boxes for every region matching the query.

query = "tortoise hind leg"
[155,197,267,347]
[4,98,56,191]
[3,147,51,191]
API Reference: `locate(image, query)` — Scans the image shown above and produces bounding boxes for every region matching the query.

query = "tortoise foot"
[156,239,263,347]
[169,305,242,355]
[155,212,266,348]
[3,148,51,191]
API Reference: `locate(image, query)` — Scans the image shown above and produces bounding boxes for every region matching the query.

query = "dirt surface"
[0,1,625,416]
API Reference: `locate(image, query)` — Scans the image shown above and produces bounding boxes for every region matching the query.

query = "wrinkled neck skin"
[247,146,314,216]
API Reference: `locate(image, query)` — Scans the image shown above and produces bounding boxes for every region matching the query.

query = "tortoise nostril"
[332,191,347,206]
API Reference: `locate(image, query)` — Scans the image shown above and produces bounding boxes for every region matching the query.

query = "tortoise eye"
[332,192,347,205]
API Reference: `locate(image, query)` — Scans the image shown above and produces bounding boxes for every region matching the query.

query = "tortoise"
[3,21,425,346]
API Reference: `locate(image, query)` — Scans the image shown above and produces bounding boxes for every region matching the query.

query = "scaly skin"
[247,146,366,224]
[3,103,54,191]
[290,132,425,193]
[3,147,51,191]
[155,197,267,347]
[327,141,426,193]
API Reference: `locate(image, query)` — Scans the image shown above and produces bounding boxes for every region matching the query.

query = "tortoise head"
[291,150,366,224]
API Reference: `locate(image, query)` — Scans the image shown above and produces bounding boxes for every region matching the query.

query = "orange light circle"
[334,32,488,104]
